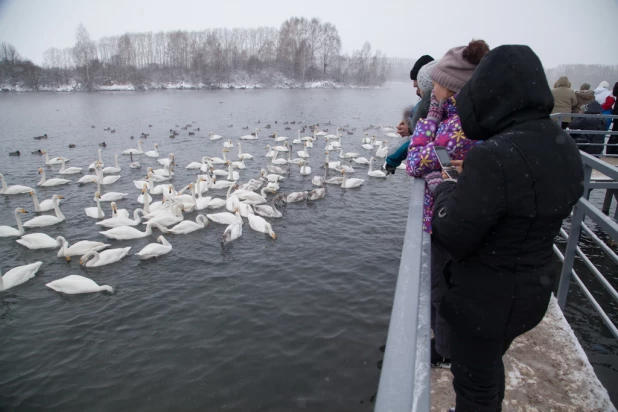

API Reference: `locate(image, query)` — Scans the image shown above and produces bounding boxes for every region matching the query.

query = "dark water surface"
[0,88,616,410]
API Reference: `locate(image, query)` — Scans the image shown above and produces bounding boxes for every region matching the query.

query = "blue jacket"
[385,102,418,167]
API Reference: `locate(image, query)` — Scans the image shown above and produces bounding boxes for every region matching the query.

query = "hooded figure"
[550,76,578,125]
[432,45,583,412]
[569,100,605,155]
[594,81,617,130]
[575,83,595,111]
[607,82,618,154]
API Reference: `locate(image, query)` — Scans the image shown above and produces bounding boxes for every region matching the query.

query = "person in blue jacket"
[383,55,434,174]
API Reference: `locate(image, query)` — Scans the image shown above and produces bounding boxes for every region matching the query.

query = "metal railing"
[374,177,431,412]
[555,151,618,339]
[551,113,618,157]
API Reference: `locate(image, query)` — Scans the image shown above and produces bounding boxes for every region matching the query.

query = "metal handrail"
[555,152,618,341]
[374,177,431,412]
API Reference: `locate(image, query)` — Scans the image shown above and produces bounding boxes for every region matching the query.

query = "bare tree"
[72,24,97,89]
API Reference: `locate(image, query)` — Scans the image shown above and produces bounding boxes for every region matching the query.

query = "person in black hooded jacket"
[569,100,606,155]
[431,45,584,412]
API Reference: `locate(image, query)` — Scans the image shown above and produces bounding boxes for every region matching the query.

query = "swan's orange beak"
[270,233,277,240]
[38,168,43,173]
[57,195,64,199]
[66,256,71,262]
[29,191,34,195]
[20,208,28,213]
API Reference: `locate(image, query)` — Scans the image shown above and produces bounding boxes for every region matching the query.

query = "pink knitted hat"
[430,40,490,93]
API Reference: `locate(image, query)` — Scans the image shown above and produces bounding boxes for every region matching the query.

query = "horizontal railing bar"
[577,198,618,241]
[568,131,618,136]
[581,152,618,181]
[551,113,618,119]
[588,183,618,189]
[553,245,618,340]
[581,223,618,266]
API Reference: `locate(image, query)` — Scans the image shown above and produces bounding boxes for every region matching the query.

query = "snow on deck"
[430,296,615,411]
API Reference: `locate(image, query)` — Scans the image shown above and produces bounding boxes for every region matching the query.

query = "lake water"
[0,87,616,410]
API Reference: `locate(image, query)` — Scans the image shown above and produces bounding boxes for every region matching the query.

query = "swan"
[247,214,276,239]
[111,202,129,218]
[237,142,253,159]
[222,211,243,244]
[271,151,288,165]
[185,159,203,169]
[136,236,172,259]
[353,157,370,165]
[368,157,387,178]
[209,132,223,141]
[235,187,276,205]
[341,170,364,188]
[372,136,382,146]
[299,160,312,176]
[80,247,131,267]
[157,153,175,166]
[376,142,389,158]
[253,195,283,218]
[385,132,399,138]
[293,130,302,144]
[23,195,65,228]
[324,151,340,169]
[265,145,275,158]
[46,275,114,294]
[195,189,212,210]
[100,220,168,240]
[297,143,310,158]
[84,193,105,219]
[129,153,141,169]
[59,159,82,174]
[152,163,174,178]
[302,131,315,142]
[274,132,287,142]
[273,142,289,152]
[223,139,234,149]
[30,191,62,212]
[88,149,104,170]
[43,151,68,165]
[204,184,234,210]
[0,173,33,195]
[0,208,28,237]
[227,195,254,217]
[0,262,43,291]
[208,163,228,177]
[143,204,184,227]
[144,143,159,158]
[267,164,287,175]
[168,215,209,234]
[94,164,120,185]
[337,148,359,159]
[260,170,285,183]
[335,164,355,173]
[381,125,396,132]
[361,141,373,150]
[239,129,259,140]
[122,140,144,155]
[37,168,70,187]
[56,236,110,261]
[210,177,236,190]
[102,154,121,174]
[324,128,340,139]
[77,166,100,184]
[312,166,329,186]
[287,145,304,165]
[17,232,59,249]
[315,131,328,137]
[282,191,308,203]
[97,207,145,228]
[362,133,371,144]
[232,157,246,170]
[207,210,241,225]
[225,162,240,181]
[308,186,326,200]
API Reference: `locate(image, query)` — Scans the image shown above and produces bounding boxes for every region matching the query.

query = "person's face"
[413,80,418,88]
[416,87,421,98]
[433,82,455,101]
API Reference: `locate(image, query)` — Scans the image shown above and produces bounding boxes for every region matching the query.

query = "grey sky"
[0,0,617,68]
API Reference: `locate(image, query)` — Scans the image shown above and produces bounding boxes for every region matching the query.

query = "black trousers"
[607,119,618,155]
[431,237,451,358]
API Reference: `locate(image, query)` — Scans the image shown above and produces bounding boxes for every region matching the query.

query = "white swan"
[102,154,121,174]
[0,173,33,195]
[84,193,105,219]
[209,132,223,141]
[335,164,355,173]
[223,139,234,149]
[129,153,141,169]
[30,191,61,212]
[235,187,276,205]
[168,215,209,234]
[77,168,100,184]
[94,164,121,185]
[122,140,144,155]
[207,210,240,225]
[210,177,236,190]
[56,236,110,261]
[299,160,312,176]
[88,149,104,170]
[341,170,364,188]
[247,214,276,239]
[324,151,340,169]
[46,275,113,294]
[97,207,145,228]
[226,162,240,181]
[91,180,127,202]
[337,148,359,159]
[297,143,310,158]
[0,208,28,237]
[144,204,184,227]
[232,158,247,169]
[265,145,275,158]
[23,195,65,228]
[157,153,175,166]
[362,133,371,144]
[204,184,234,210]
[385,132,399,138]
[368,157,387,178]
[59,159,82,174]
[80,247,131,267]
[271,151,288,165]
[110,203,129,219]
[100,220,168,240]
[222,211,243,244]
[136,236,172,259]
[372,135,382,146]
[376,141,389,158]
[144,143,159,158]
[239,129,259,140]
[37,168,70,187]
[273,142,289,152]
[43,151,68,165]
[253,195,283,218]
[312,166,327,186]
[0,262,43,291]
[353,157,370,165]
[17,233,58,249]
[237,142,253,159]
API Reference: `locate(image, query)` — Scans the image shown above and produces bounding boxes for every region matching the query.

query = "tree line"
[545,64,618,90]
[0,18,392,91]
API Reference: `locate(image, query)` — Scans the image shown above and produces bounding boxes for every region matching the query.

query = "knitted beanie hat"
[580,83,591,91]
[410,55,434,81]
[417,61,436,95]
[430,40,490,93]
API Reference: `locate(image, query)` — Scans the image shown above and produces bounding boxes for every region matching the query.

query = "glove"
[424,170,443,194]
[382,162,397,175]
[427,90,444,122]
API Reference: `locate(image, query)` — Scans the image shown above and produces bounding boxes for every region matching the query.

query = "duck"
[308,185,326,200]
[80,247,131,267]
[42,151,68,165]
[33,134,48,140]
[58,159,83,174]
[37,168,71,187]
[168,215,209,234]
[99,142,106,147]
[88,149,104,170]
[84,193,105,219]
[30,192,62,212]
[0,173,34,194]
[368,157,387,178]
[136,236,172,259]
[9,150,20,156]
[0,262,43,291]
[0,208,28,237]
[100,220,168,240]
[31,149,43,155]
[110,129,116,133]
[122,140,144,155]
[222,210,243,244]
[46,275,114,294]
[299,160,312,176]
[341,170,364,188]
[16,233,58,249]
[237,142,253,159]
[129,153,141,169]
[23,195,65,228]
[101,154,121,174]
[247,214,276,239]
[253,195,283,218]
[97,207,145,228]
[209,132,223,141]
[56,236,110,261]
[144,143,159,158]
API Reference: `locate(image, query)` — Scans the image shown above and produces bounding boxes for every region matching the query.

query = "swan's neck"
[228,164,234,180]
[369,159,374,172]
[325,153,329,163]
[95,197,103,216]
[238,142,242,155]
[57,237,68,255]
[38,170,46,185]
[138,141,143,151]
[0,177,7,192]
[133,208,144,221]
[60,160,66,171]
[98,149,102,162]
[96,181,102,195]
[260,187,267,197]
[342,172,348,186]
[87,252,100,265]
[53,197,64,219]
[115,155,119,168]
[31,192,41,210]
[14,209,24,233]
[223,151,227,161]
[160,237,171,247]
[226,183,234,199]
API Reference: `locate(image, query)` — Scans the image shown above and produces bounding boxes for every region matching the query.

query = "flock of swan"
[0,125,400,296]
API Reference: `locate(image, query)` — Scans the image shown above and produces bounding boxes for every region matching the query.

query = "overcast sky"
[0,0,617,68]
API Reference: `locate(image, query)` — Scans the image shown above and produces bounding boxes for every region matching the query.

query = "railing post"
[557,165,592,308]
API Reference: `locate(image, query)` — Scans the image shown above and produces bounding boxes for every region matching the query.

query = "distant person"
[382,55,434,174]
[406,39,490,367]
[569,101,606,155]
[550,76,578,129]
[431,44,583,412]
[594,81,616,130]
[609,82,618,155]
[574,83,595,112]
